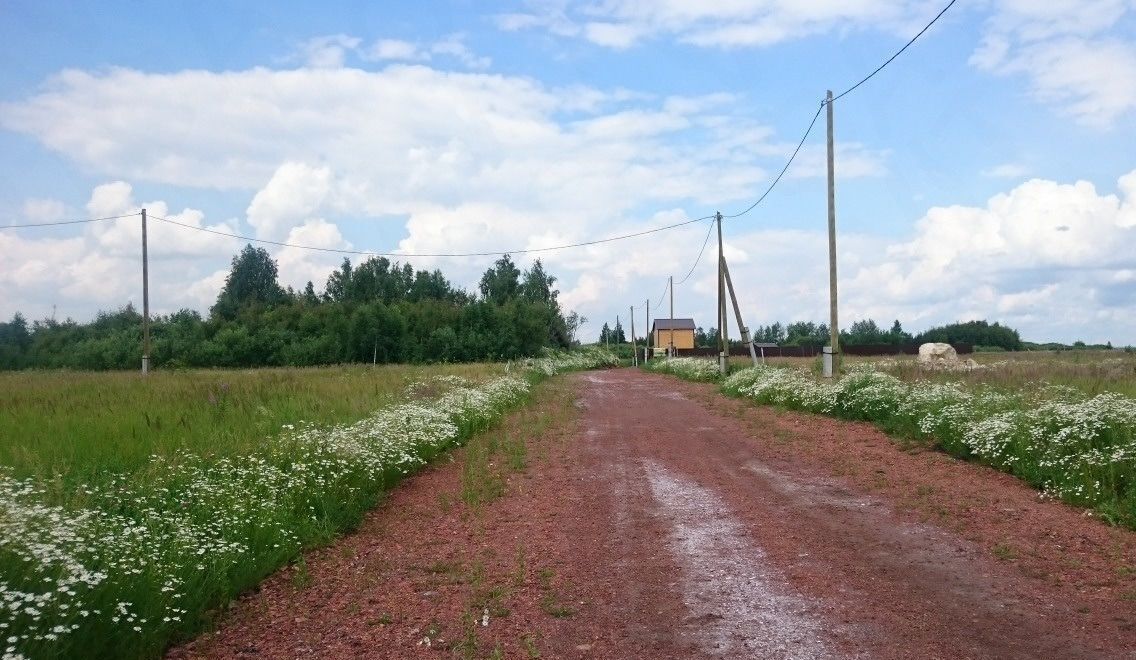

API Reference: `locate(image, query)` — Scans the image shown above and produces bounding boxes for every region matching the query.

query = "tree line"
[684,319,1026,351]
[0,246,580,370]
[582,316,1031,351]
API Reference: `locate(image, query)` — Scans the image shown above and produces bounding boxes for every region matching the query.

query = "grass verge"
[0,348,616,659]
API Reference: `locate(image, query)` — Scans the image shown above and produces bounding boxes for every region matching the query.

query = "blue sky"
[2,0,1135,344]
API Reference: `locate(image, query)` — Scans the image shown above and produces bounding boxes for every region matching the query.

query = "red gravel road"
[172,368,1136,659]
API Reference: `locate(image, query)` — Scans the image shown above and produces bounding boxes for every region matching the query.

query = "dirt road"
[175,369,1136,659]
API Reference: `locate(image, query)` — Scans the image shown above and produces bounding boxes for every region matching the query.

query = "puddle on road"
[643,460,834,659]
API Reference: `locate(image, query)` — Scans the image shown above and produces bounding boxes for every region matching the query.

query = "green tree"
[916,320,1022,351]
[753,322,786,344]
[612,318,626,343]
[784,321,828,346]
[0,313,31,368]
[888,319,911,345]
[842,319,888,345]
[324,259,354,303]
[301,281,320,306]
[479,254,521,304]
[212,245,287,319]
[565,311,586,345]
[520,259,556,304]
[410,268,457,302]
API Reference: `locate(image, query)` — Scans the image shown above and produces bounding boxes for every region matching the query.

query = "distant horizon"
[8,301,1128,350]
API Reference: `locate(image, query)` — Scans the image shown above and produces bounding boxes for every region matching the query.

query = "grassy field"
[0,364,503,489]
[653,351,1136,529]
[730,349,1136,397]
[0,349,617,659]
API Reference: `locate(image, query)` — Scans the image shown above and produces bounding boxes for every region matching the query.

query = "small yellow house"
[651,318,696,350]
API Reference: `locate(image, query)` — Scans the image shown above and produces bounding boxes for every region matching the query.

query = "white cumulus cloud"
[971,1,1136,127]
[840,169,1136,342]
[296,34,363,68]
[497,0,944,49]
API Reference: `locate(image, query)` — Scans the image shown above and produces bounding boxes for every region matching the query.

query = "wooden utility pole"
[141,208,151,375]
[630,305,637,366]
[668,275,674,359]
[825,90,840,378]
[645,298,650,359]
[721,256,759,367]
[716,212,727,375]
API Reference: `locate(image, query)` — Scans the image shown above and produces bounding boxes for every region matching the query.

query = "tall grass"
[880,351,1136,398]
[0,364,501,489]
[730,350,1136,397]
[0,348,616,659]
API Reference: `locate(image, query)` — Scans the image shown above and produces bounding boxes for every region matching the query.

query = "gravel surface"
[171,369,1136,659]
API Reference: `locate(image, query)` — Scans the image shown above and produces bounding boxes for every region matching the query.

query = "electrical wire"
[719,0,956,223]
[1,212,141,229]
[829,0,957,104]
[656,279,670,309]
[672,0,958,297]
[723,101,825,220]
[675,217,716,286]
[149,212,711,258]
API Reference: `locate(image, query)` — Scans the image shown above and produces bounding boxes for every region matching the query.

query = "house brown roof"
[651,318,696,331]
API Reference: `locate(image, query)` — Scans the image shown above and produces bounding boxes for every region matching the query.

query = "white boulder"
[918,342,958,363]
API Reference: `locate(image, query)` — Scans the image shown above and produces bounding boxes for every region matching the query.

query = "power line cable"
[719,0,955,223]
[675,217,716,286]
[723,102,825,220]
[1,212,141,229]
[829,0,957,103]
[656,280,669,309]
[149,212,711,258]
[662,0,957,315]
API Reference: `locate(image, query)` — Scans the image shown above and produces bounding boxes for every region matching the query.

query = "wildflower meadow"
[643,356,723,382]
[0,348,616,659]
